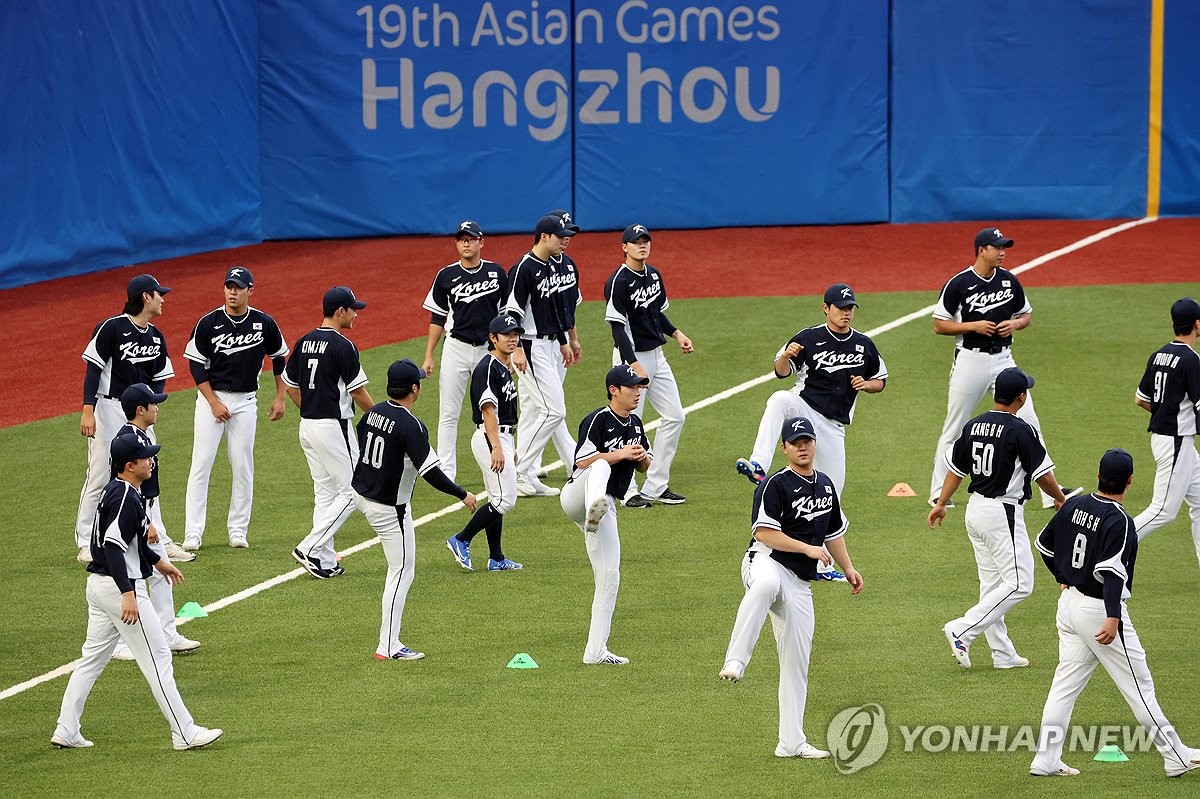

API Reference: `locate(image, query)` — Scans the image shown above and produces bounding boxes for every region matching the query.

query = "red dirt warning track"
[3,217,1195,428]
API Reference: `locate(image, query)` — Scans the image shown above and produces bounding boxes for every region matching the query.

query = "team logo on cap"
[992,229,1004,240]
[230,267,245,278]
[504,315,517,326]
[791,419,804,432]
[560,212,573,226]
[631,224,648,237]
[840,287,852,298]
[459,221,474,231]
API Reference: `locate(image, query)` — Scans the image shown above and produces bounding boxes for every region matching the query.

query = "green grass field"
[3,284,1199,797]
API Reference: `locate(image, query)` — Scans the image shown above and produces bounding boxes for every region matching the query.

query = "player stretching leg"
[718,416,864,759]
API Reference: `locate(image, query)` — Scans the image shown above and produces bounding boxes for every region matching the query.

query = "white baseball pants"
[184,390,258,544]
[516,338,568,482]
[55,574,206,748]
[615,346,685,499]
[561,460,622,663]
[296,418,359,570]
[929,347,1047,502]
[721,543,816,757]
[749,391,847,495]
[355,496,417,658]
[1134,433,1200,568]
[74,397,126,548]
[946,494,1033,666]
[472,428,518,514]
[1031,588,1194,776]
[538,351,577,473]
[435,337,488,482]
[139,502,182,644]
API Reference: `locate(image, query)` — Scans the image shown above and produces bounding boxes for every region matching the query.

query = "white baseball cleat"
[584,651,630,665]
[943,623,971,669]
[994,656,1030,669]
[718,660,744,682]
[516,476,560,497]
[51,734,94,749]
[76,546,92,564]
[171,637,202,654]
[110,643,135,661]
[181,534,202,552]
[583,496,608,534]
[1030,763,1079,777]
[173,726,224,751]
[164,541,196,562]
[229,534,249,549]
[1166,750,1200,777]
[776,742,831,759]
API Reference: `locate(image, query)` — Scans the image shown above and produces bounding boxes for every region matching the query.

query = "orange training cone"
[887,483,917,497]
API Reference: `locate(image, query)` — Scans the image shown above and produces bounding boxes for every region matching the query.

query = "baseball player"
[505,214,577,497]
[1131,297,1200,566]
[353,359,478,661]
[109,384,200,662]
[283,287,374,578]
[181,266,288,551]
[1030,448,1199,778]
[420,221,509,482]
[52,433,222,751]
[928,227,1078,509]
[929,367,1068,669]
[559,365,653,665]
[605,224,693,507]
[75,274,181,564]
[717,416,864,760]
[446,315,525,572]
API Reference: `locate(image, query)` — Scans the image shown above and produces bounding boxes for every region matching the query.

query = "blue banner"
[1160,0,1200,217]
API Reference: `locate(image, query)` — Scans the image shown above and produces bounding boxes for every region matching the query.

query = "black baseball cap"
[606,364,649,388]
[323,286,367,316]
[535,214,576,238]
[823,283,858,308]
[781,416,817,443]
[547,209,580,233]
[621,224,652,243]
[488,314,524,335]
[120,383,168,419]
[225,266,254,287]
[1170,297,1200,328]
[994,366,1034,403]
[974,227,1014,250]
[1098,448,1134,483]
[455,220,483,238]
[386,358,426,392]
[127,274,171,299]
[110,432,160,469]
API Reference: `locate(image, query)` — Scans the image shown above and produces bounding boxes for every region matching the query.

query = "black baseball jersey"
[506,252,565,337]
[113,422,160,500]
[183,307,288,392]
[282,328,368,420]
[550,253,582,330]
[750,467,847,581]
[778,325,887,424]
[422,260,509,344]
[1135,341,1200,436]
[604,263,674,353]
[87,478,157,584]
[1035,493,1137,602]
[946,410,1053,503]
[82,315,174,400]
[572,407,653,498]
[933,267,1031,350]
[470,354,518,426]
[352,402,441,506]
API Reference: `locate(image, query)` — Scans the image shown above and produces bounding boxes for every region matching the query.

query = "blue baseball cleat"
[735,458,766,485]
[446,536,473,571]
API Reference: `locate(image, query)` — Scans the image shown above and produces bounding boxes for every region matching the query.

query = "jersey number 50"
[971,442,995,476]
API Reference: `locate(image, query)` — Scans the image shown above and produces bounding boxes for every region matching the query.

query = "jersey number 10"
[360,431,386,468]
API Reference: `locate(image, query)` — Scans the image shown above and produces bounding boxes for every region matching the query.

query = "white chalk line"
[1,216,1154,701]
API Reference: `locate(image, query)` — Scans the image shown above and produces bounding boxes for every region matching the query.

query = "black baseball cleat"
[623,494,654,509]
[293,548,334,579]
[653,489,687,505]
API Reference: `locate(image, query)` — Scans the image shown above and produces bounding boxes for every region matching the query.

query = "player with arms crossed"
[1132,297,1200,568]
[1030,448,1199,778]
[446,315,526,572]
[353,359,477,661]
[182,266,288,551]
[718,416,863,760]
[929,367,1068,669]
[606,224,694,508]
[75,274,180,564]
[560,365,653,665]
[283,287,374,579]
[52,434,222,751]
[928,227,1077,509]
[420,221,509,482]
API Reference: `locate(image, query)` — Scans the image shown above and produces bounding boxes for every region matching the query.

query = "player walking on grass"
[560,365,653,665]
[718,416,863,759]
[1132,297,1200,568]
[181,266,288,551]
[52,434,222,752]
[446,315,526,572]
[75,274,178,564]
[1030,448,1199,778]
[929,367,1068,670]
[283,287,374,579]
[928,227,1078,509]
[605,224,693,508]
[421,221,509,482]
[353,359,477,661]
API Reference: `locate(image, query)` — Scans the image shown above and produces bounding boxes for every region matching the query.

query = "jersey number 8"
[1070,532,1087,569]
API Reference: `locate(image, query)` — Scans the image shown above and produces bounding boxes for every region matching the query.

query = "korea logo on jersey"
[1001,280,1011,287]
[253,322,262,330]
[855,344,864,353]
